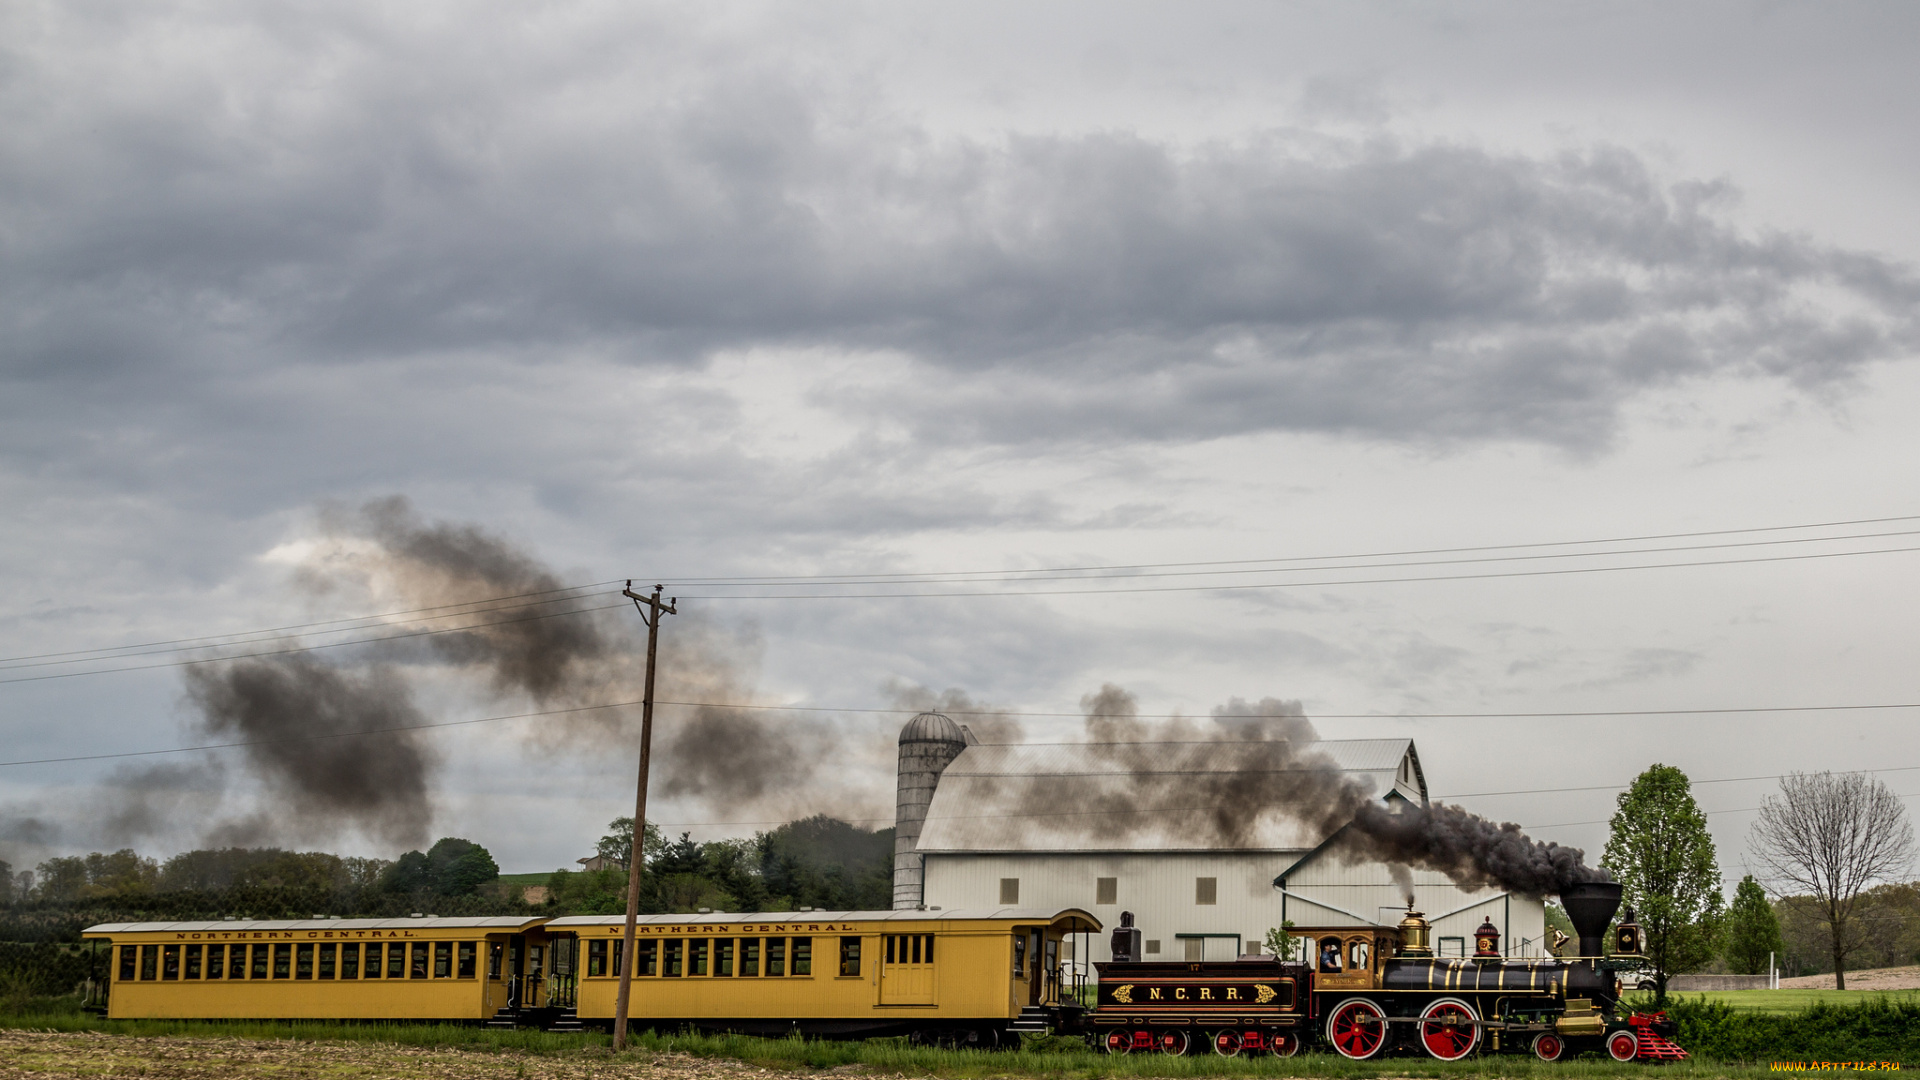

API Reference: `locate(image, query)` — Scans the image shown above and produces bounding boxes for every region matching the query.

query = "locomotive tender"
[1086,881,1685,1061]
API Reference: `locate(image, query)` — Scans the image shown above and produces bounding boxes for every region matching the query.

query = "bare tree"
[1749,772,1915,989]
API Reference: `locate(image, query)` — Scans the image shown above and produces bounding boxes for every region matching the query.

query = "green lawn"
[497,872,561,887]
[1632,989,1920,1015]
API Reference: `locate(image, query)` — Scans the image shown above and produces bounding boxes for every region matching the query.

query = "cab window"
[1317,937,1343,972]
[1349,940,1371,970]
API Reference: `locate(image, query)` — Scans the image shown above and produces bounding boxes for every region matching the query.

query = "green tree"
[33,856,88,903]
[424,838,498,896]
[1721,874,1785,975]
[1601,763,1721,1003]
[596,817,664,869]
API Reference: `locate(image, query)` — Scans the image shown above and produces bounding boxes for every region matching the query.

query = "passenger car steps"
[1008,1006,1050,1034]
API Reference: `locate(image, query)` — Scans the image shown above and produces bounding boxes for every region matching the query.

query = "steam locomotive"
[1083,882,1687,1062]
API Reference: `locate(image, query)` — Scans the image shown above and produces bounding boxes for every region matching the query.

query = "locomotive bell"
[1473,918,1501,958]
[1395,903,1433,958]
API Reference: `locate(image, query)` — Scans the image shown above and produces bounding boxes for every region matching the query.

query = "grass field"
[496,872,561,887]
[0,1003,1830,1078]
[1629,989,1920,1015]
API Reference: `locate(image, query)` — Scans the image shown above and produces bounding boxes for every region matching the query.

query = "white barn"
[890,712,1546,975]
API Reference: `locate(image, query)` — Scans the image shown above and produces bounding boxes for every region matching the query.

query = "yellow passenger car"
[548,907,1100,1044]
[83,916,554,1020]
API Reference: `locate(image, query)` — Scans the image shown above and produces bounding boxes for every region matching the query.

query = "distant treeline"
[1775,881,1920,977]
[0,816,893,945]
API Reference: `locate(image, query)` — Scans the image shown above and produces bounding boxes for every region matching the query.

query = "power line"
[0,600,628,685]
[1524,791,1920,831]
[0,698,647,767]
[657,513,1920,583]
[0,580,623,667]
[7,513,1913,670]
[673,542,1920,599]
[664,527,1920,589]
[9,699,1920,766]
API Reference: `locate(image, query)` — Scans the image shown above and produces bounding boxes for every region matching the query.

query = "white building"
[892,712,1545,974]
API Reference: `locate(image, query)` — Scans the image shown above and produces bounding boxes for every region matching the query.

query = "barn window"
[1144,939,1161,954]
[1195,877,1217,905]
[1437,936,1465,958]
[999,878,1020,904]
[1096,877,1117,905]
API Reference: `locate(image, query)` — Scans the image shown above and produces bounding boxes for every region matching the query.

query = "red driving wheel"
[1532,1032,1566,1061]
[1326,997,1389,1060]
[1418,998,1480,1061]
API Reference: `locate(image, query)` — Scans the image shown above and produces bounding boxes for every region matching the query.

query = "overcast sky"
[4,1,1918,892]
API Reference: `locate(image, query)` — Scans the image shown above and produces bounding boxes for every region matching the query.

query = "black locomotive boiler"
[1084,882,1686,1061]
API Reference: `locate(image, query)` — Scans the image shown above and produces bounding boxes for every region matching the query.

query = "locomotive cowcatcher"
[1084,881,1687,1061]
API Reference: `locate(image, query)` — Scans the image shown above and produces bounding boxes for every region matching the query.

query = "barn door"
[879,933,935,1005]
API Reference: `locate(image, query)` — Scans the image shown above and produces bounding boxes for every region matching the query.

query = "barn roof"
[915,737,1425,854]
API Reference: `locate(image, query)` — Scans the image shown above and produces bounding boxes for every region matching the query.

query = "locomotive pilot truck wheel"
[1269,1032,1300,1058]
[1418,997,1481,1061]
[1101,1031,1131,1055]
[1326,997,1389,1060]
[1155,1030,1190,1056]
[1531,1032,1566,1061]
[1608,1030,1640,1061]
[1210,1031,1241,1057]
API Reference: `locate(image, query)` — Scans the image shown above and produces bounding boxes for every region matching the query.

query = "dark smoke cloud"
[975,683,1604,899]
[172,496,869,850]
[184,655,437,849]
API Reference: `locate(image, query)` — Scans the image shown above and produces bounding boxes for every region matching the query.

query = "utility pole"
[612,581,674,1052]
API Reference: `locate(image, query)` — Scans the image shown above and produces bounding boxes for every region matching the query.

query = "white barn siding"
[923,851,1300,966]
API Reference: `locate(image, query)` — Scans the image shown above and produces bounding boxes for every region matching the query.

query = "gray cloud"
[4,6,1914,455]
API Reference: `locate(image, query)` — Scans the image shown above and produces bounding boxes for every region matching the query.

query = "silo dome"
[900,710,965,744]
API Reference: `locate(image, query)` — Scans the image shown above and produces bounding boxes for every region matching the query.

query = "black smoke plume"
[972,683,1604,899]
[173,496,873,851]
[183,655,436,849]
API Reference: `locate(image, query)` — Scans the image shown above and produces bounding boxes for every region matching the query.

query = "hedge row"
[0,942,104,998]
[1663,996,1920,1064]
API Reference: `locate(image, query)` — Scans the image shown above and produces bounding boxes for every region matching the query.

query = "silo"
[892,710,970,909]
